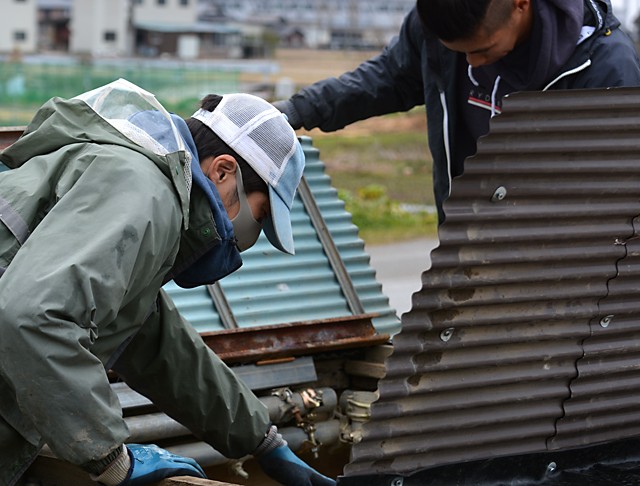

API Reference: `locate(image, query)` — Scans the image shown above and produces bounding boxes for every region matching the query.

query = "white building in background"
[70,0,129,56]
[134,0,198,25]
[204,0,414,48]
[0,0,38,54]
[69,0,199,57]
[132,0,202,59]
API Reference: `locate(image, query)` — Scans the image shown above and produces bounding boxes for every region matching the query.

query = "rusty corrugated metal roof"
[344,87,640,477]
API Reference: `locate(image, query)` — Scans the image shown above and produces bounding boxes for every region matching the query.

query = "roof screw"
[546,461,557,474]
[600,315,614,328]
[391,478,404,486]
[491,186,507,202]
[440,328,454,342]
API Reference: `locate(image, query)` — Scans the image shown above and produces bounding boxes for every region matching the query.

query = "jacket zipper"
[439,91,453,197]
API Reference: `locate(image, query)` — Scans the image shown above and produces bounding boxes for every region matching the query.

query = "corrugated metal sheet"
[164,136,400,335]
[345,87,640,477]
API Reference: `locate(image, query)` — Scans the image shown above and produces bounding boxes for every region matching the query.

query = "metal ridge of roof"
[344,87,640,478]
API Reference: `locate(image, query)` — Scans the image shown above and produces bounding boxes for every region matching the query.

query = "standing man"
[275,0,640,222]
[0,79,334,486]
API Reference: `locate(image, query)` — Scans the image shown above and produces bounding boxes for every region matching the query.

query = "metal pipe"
[125,413,190,442]
[260,387,338,423]
[124,387,338,442]
[165,419,342,467]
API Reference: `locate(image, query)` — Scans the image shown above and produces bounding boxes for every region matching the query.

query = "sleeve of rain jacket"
[111,288,271,459]
[288,7,426,132]
[0,146,183,466]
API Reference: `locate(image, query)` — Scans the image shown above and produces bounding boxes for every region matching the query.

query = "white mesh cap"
[192,93,305,254]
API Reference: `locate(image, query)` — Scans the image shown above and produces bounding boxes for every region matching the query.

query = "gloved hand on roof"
[122,444,206,485]
[254,425,336,486]
[272,99,303,130]
[90,443,206,485]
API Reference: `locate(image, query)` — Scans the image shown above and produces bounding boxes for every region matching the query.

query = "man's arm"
[279,7,427,132]
[112,289,336,485]
[111,288,271,459]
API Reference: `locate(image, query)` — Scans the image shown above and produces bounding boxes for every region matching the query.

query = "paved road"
[365,238,439,317]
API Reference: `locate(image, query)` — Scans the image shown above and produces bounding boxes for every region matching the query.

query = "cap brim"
[263,185,295,255]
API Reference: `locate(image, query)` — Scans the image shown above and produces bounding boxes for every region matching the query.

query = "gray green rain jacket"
[0,79,269,485]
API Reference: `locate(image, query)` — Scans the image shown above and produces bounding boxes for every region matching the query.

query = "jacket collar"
[166,117,242,288]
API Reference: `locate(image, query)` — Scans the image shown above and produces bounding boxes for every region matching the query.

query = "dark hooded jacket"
[283,0,640,222]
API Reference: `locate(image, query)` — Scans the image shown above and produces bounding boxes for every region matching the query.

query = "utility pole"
[126,0,135,57]
[349,0,358,33]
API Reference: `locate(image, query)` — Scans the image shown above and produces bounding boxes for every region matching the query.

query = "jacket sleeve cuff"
[86,444,131,485]
[253,425,287,457]
[273,99,303,130]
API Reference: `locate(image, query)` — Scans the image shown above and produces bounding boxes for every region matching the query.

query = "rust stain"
[201,313,390,364]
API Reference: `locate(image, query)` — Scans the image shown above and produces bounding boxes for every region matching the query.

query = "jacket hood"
[531,0,585,88]
[168,114,243,288]
[1,78,241,287]
[490,0,584,91]
[0,78,192,228]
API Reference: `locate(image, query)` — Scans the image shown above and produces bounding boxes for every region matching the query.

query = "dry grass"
[241,47,380,87]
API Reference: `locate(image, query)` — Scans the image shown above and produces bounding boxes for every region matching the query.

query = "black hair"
[417,0,514,42]
[186,94,268,196]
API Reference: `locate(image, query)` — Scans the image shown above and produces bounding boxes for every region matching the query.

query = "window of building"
[157,0,166,5]
[134,0,143,4]
[104,31,117,42]
[14,31,26,41]
[15,0,27,3]
[180,0,189,5]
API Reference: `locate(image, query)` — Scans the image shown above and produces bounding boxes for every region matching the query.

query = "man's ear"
[207,154,237,184]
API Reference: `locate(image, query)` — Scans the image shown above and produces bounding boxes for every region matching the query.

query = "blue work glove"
[122,444,206,485]
[256,443,336,486]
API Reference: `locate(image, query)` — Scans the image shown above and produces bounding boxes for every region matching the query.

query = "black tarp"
[338,437,640,485]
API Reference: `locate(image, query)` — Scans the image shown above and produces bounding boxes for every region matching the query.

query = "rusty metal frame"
[201,314,389,363]
[0,127,25,151]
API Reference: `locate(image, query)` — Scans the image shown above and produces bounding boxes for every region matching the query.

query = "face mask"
[231,165,263,252]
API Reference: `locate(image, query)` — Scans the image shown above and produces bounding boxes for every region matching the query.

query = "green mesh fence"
[0,59,241,125]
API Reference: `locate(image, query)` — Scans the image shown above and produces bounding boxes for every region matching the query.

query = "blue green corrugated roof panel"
[164,136,401,336]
